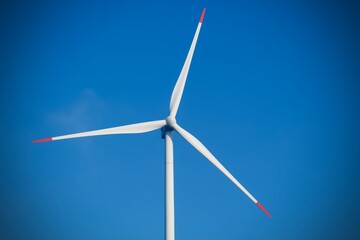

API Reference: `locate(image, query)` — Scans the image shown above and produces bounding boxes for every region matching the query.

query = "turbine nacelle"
[161,116,176,139]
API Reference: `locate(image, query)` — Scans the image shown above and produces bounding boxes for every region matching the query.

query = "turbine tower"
[33,8,271,240]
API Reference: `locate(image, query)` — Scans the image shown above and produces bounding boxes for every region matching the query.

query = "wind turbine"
[33,8,271,240]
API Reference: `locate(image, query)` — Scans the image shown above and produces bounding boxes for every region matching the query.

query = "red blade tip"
[32,137,52,143]
[256,202,272,218]
[199,8,206,23]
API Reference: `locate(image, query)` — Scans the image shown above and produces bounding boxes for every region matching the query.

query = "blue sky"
[1,0,360,239]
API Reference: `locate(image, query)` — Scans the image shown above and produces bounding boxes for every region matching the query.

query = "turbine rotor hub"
[166,116,177,128]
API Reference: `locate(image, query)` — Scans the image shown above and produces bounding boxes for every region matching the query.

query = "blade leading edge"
[169,8,206,117]
[173,123,271,217]
[33,120,166,143]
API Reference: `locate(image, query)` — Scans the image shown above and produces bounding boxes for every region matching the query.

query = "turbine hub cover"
[166,116,176,127]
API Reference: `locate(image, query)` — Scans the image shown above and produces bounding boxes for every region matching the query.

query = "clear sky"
[1,0,360,239]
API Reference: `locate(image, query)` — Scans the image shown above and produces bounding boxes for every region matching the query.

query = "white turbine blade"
[169,8,206,117]
[173,124,271,217]
[33,120,166,143]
